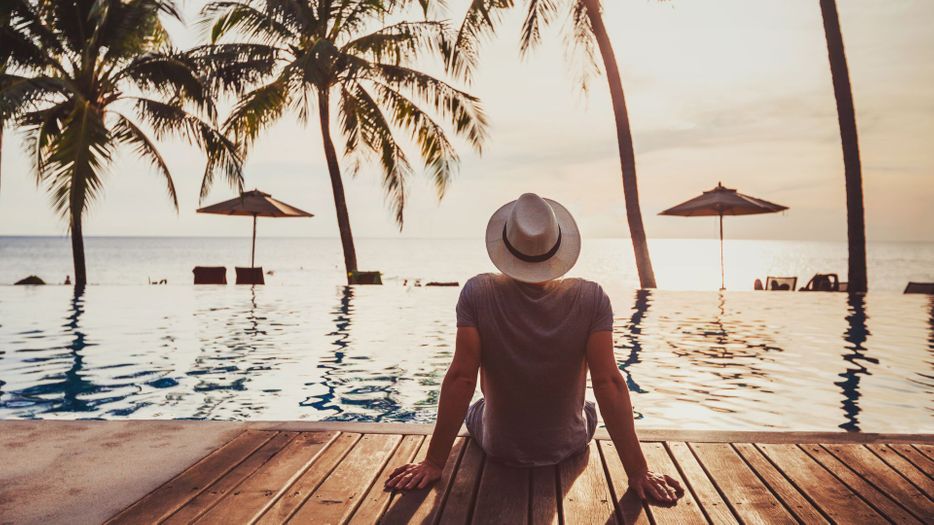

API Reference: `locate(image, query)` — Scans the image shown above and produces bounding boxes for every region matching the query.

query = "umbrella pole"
[719,213,725,290]
[251,213,257,268]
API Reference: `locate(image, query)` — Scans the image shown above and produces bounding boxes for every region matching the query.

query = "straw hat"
[485,193,581,283]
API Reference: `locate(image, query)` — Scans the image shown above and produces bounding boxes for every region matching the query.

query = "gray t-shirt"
[456,273,614,466]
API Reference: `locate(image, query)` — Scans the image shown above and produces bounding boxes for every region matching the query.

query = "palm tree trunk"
[317,89,359,284]
[819,0,867,293]
[583,0,657,289]
[70,186,87,288]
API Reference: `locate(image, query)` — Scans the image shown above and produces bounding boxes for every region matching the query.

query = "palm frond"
[448,0,515,81]
[0,73,74,117]
[330,0,391,42]
[0,4,64,73]
[368,63,487,152]
[342,20,451,64]
[370,80,458,198]
[130,96,243,200]
[97,0,175,62]
[199,0,295,45]
[565,0,600,94]
[342,81,413,228]
[222,75,292,148]
[110,111,178,210]
[114,51,216,119]
[34,101,112,221]
[19,101,70,180]
[519,0,558,56]
[187,43,281,95]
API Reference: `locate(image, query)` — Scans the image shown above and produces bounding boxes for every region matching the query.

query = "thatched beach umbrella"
[197,189,314,267]
[660,183,788,290]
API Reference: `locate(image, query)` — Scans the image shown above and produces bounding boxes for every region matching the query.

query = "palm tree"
[818,0,867,292]
[199,0,488,284]
[441,0,657,288]
[0,0,243,287]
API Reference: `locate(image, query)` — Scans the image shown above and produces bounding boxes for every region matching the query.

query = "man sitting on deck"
[385,193,684,504]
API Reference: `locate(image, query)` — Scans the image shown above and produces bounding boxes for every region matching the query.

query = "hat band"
[502,223,562,263]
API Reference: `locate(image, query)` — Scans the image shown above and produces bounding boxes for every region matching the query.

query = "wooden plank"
[106,430,275,524]
[472,459,529,524]
[381,436,467,524]
[163,432,297,524]
[642,443,725,524]
[347,434,424,524]
[800,443,923,524]
[825,443,933,522]
[255,432,361,524]
[192,431,337,524]
[664,442,734,524]
[690,442,795,524]
[530,466,559,525]
[559,441,616,524]
[889,444,934,476]
[733,443,828,524]
[598,441,650,525]
[915,444,934,461]
[642,443,707,524]
[289,433,401,523]
[436,438,485,524]
[757,443,884,523]
[867,444,934,498]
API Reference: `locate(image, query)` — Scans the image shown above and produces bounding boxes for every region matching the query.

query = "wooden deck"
[108,425,934,524]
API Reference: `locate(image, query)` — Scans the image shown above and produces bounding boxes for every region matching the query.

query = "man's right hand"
[384,460,443,491]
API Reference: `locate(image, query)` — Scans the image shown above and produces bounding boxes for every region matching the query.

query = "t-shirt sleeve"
[456,277,479,327]
[589,284,614,333]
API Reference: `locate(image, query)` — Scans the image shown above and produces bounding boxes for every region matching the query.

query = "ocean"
[1,236,932,291]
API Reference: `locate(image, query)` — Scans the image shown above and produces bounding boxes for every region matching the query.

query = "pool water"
[0,284,931,432]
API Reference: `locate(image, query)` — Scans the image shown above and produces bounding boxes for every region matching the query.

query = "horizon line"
[1,234,933,244]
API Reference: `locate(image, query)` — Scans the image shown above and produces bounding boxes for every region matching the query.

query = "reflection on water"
[617,290,650,397]
[0,285,931,432]
[61,287,92,412]
[302,286,353,418]
[836,294,875,431]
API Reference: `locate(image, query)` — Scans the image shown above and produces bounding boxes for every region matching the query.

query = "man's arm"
[586,331,683,503]
[385,326,480,490]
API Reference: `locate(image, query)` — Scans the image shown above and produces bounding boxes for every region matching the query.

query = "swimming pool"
[0,284,931,432]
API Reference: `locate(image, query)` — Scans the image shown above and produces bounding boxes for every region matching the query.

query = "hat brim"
[485,198,581,283]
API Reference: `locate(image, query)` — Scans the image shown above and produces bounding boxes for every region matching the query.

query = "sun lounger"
[193,266,227,285]
[904,282,934,294]
[765,276,797,291]
[348,270,382,285]
[801,273,840,292]
[235,267,265,285]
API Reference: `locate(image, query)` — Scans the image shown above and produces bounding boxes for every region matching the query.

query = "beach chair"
[801,273,840,292]
[765,276,797,291]
[193,266,227,285]
[348,270,382,285]
[235,267,265,285]
[904,282,934,294]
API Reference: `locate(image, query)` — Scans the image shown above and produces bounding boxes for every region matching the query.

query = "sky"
[0,0,932,242]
